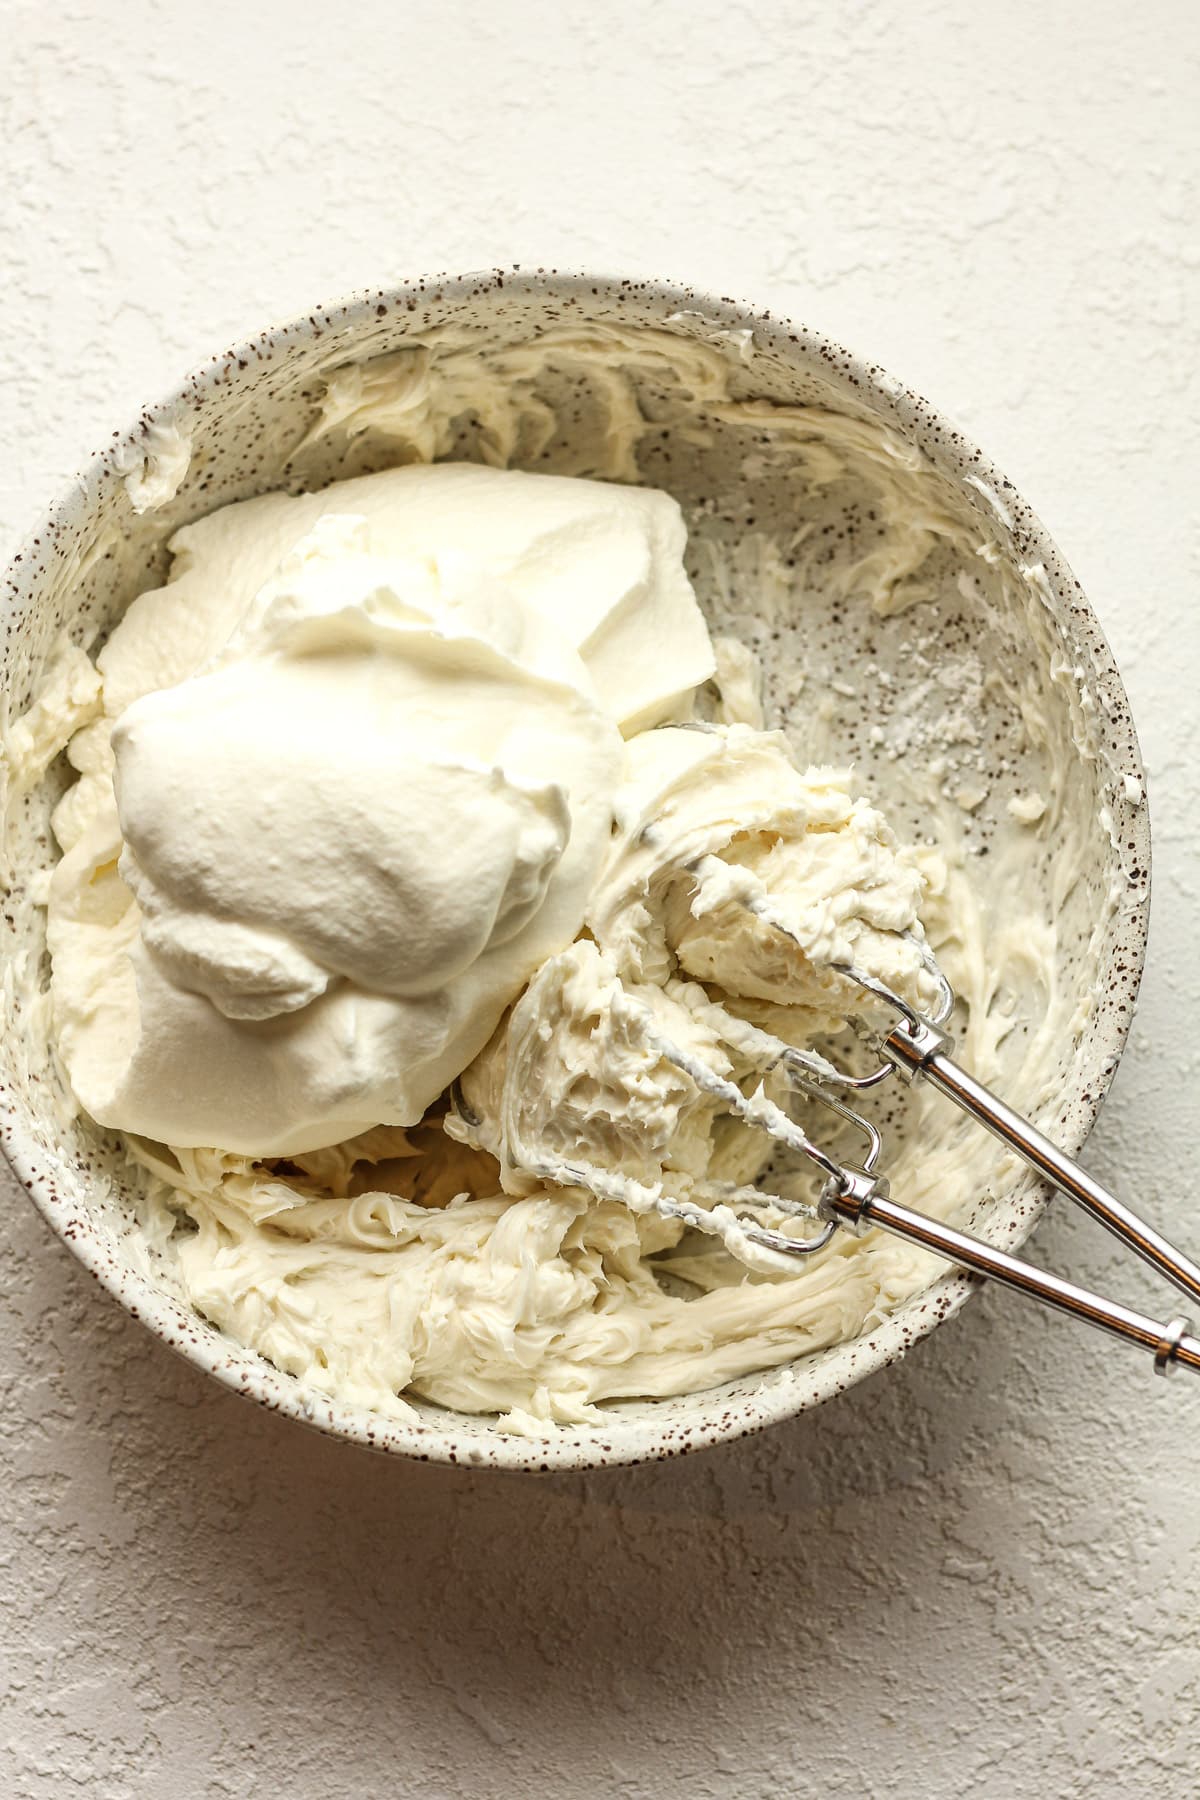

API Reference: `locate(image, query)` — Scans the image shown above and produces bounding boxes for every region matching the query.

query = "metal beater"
[518,888,1200,1381]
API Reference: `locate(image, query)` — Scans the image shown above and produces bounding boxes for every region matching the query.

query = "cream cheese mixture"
[7,324,1106,1434]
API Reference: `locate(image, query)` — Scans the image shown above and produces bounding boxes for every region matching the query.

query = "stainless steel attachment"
[820,950,1200,1376]
[528,919,1200,1381]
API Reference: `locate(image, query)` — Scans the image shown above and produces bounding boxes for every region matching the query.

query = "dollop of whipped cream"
[47,465,715,1154]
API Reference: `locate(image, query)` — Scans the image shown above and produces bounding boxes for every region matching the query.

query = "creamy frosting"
[450,725,935,1271]
[590,724,935,1019]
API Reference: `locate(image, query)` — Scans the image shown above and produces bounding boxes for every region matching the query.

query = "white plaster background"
[2,2,1199,1794]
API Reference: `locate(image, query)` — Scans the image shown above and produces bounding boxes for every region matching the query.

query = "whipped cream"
[45,464,713,1154]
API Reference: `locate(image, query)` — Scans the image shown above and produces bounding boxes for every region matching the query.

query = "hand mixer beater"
[490,867,1200,1381]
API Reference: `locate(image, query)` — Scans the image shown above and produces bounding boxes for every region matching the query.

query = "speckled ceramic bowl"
[0,271,1150,1470]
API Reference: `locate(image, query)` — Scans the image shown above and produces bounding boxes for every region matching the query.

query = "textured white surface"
[2,1,1198,1793]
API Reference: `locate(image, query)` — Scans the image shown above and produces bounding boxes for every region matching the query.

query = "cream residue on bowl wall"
[3,316,1141,1436]
[113,418,194,515]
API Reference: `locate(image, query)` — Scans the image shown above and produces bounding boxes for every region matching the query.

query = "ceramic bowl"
[0,271,1150,1469]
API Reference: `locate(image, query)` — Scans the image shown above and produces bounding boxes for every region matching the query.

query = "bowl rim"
[1,266,1152,1471]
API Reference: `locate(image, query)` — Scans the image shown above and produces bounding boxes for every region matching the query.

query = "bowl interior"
[0,273,1149,1469]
